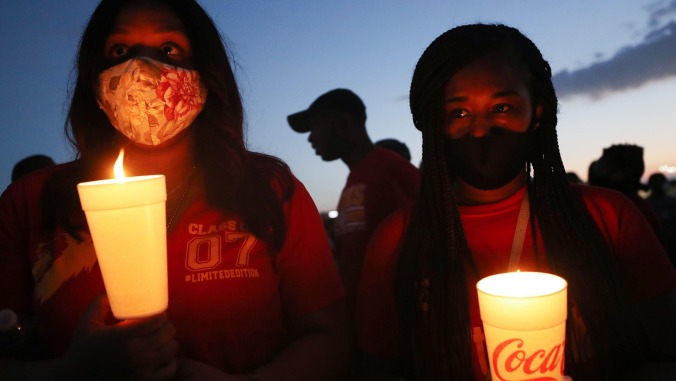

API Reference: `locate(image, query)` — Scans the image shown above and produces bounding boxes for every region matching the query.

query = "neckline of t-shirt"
[457,185,527,216]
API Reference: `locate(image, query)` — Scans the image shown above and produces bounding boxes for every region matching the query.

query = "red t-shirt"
[0,163,344,373]
[333,147,420,307]
[357,185,676,380]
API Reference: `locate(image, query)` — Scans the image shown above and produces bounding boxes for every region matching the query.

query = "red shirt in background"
[333,147,420,311]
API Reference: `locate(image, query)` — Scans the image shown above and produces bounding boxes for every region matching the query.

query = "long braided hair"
[396,24,642,380]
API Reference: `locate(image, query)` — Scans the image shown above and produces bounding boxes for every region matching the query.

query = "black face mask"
[446,129,535,190]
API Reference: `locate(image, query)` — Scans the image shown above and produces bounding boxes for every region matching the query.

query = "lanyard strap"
[484,191,529,381]
[507,191,530,272]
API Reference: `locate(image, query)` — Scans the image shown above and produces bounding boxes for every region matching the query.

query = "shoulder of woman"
[248,153,295,199]
[381,206,414,233]
[366,206,413,262]
[572,183,634,211]
[574,183,664,247]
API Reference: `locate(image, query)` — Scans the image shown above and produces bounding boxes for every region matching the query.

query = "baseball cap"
[287,88,366,133]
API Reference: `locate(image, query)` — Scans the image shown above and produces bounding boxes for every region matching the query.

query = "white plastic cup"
[78,175,168,319]
[477,272,568,381]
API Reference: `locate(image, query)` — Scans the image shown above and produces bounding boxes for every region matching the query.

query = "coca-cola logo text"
[492,338,565,381]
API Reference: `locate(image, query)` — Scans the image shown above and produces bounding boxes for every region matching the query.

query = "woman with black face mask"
[356,24,676,381]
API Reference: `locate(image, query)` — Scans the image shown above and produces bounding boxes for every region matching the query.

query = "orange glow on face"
[114,149,126,181]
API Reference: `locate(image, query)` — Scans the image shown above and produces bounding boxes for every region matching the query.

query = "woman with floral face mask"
[0,1,349,380]
[357,24,676,381]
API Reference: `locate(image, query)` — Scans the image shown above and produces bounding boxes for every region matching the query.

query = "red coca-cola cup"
[477,272,568,381]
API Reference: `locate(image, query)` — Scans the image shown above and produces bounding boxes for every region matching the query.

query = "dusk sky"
[2,1,675,212]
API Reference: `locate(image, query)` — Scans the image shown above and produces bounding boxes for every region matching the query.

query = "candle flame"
[114,149,126,181]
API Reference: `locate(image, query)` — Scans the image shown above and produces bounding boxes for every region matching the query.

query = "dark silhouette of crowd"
[646,173,676,266]
[588,144,662,227]
[587,143,675,267]
[566,143,676,269]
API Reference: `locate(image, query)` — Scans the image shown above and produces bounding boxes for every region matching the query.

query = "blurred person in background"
[588,144,665,244]
[11,154,56,183]
[287,89,421,320]
[647,173,676,267]
[565,171,583,184]
[374,138,412,162]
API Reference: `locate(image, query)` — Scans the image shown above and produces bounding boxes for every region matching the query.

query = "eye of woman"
[109,45,129,58]
[492,104,512,113]
[449,109,469,119]
[161,43,183,57]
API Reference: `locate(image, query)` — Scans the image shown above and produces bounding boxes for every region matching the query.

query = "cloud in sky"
[553,1,676,99]
[647,0,676,27]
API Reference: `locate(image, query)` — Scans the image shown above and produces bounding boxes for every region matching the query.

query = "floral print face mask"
[98,57,207,146]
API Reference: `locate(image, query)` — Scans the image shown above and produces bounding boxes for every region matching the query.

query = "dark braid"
[397,32,476,378]
[398,23,643,380]
[397,119,474,380]
[525,38,641,377]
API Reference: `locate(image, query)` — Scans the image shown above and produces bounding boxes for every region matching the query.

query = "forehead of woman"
[445,47,531,93]
[109,0,186,35]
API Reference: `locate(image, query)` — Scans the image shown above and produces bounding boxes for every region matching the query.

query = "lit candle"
[77,150,168,319]
[477,271,568,381]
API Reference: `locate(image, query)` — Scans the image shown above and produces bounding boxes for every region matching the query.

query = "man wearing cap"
[287,88,421,319]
